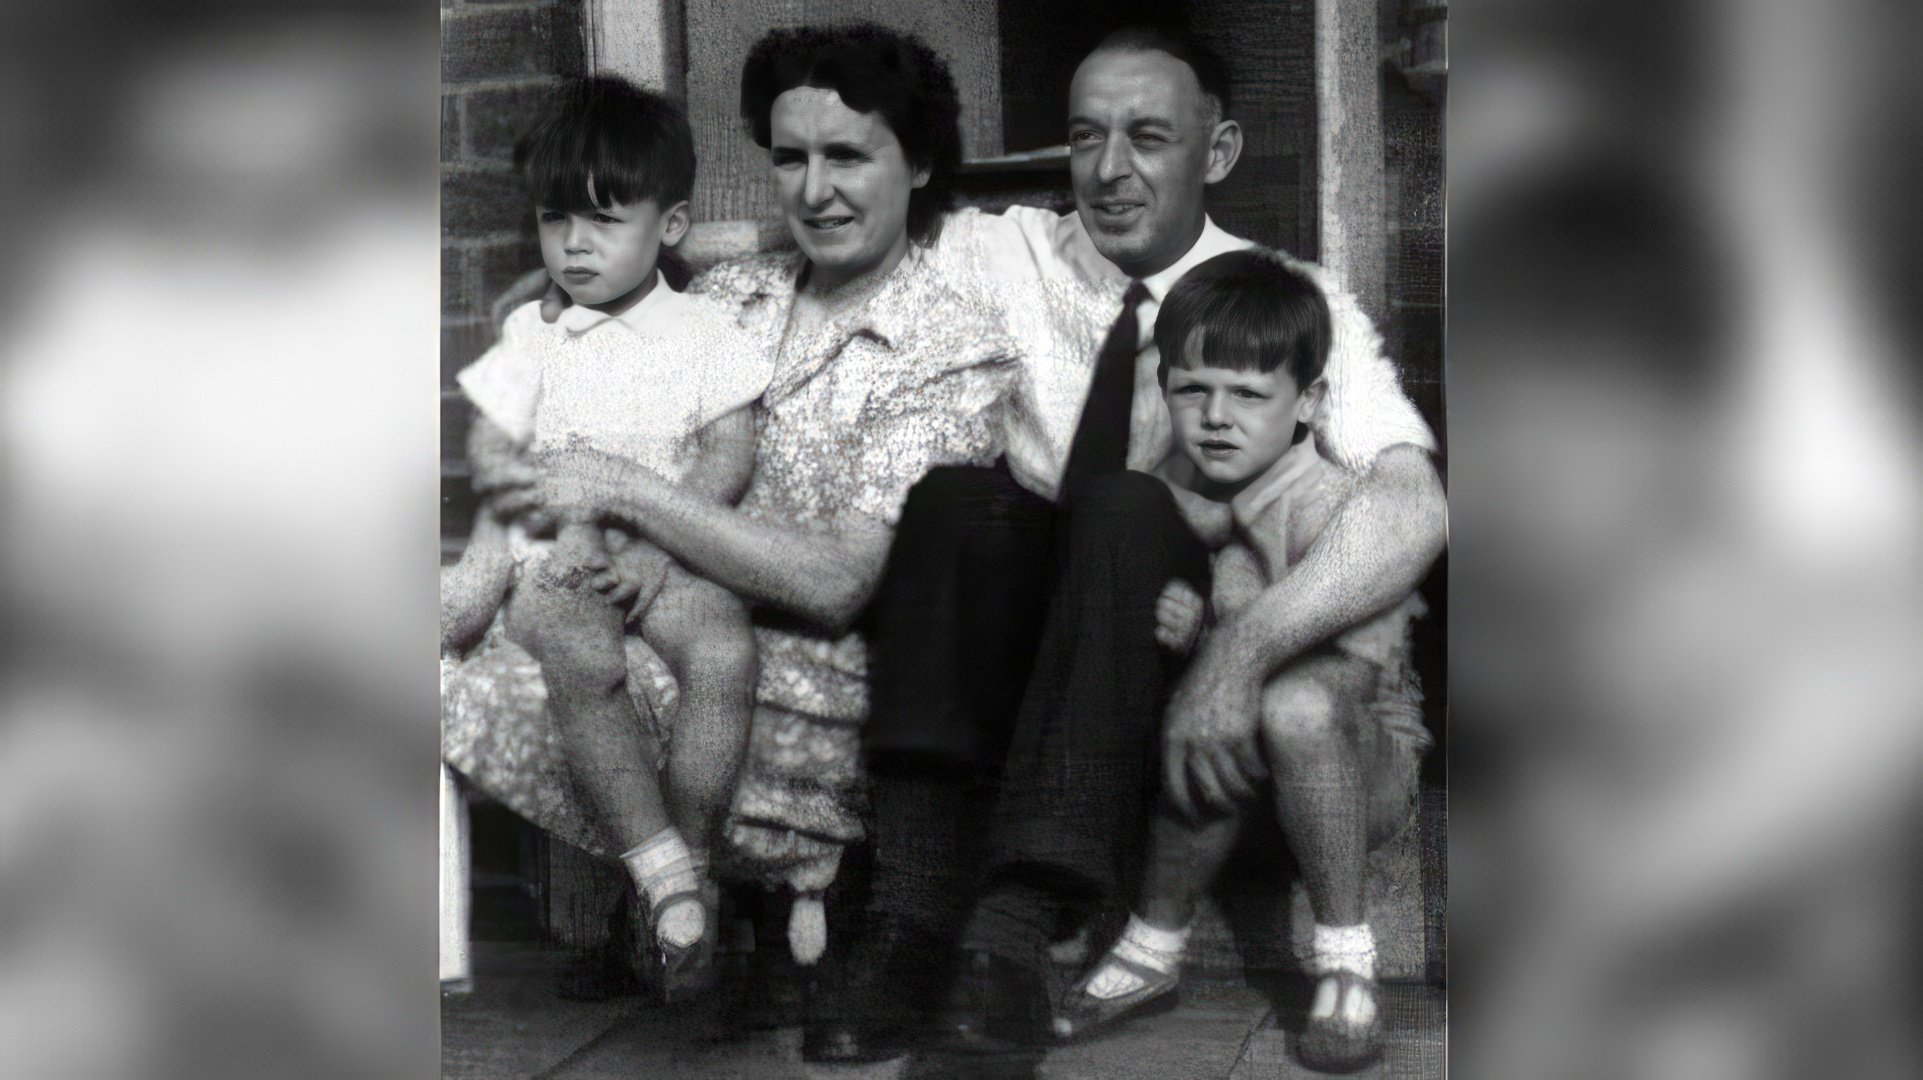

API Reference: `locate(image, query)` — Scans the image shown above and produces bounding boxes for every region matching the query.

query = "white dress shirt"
[926,206,1436,501]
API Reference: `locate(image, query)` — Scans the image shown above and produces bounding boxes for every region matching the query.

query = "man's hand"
[1162,629,1268,820]
[1154,578,1208,655]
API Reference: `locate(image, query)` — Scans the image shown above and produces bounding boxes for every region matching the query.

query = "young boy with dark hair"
[440,76,771,995]
[1054,249,1433,1071]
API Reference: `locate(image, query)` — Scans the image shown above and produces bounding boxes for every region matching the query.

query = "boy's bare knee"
[649,578,754,678]
[511,586,626,694]
[1259,677,1345,754]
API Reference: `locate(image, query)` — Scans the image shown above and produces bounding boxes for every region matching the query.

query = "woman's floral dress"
[441,246,1016,896]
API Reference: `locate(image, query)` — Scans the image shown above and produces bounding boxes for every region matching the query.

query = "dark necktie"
[1060,280,1152,496]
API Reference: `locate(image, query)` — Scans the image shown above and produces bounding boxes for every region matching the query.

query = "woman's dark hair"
[1155,249,1331,389]
[513,76,697,214]
[739,23,963,246]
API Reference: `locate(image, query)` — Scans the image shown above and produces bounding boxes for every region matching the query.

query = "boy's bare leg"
[636,564,757,848]
[1260,653,1380,927]
[1057,797,1241,1034]
[508,522,714,965]
[1137,805,1241,930]
[505,521,671,847]
[1259,651,1391,1070]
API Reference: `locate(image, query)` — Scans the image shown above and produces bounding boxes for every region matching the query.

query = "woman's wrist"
[598,458,657,530]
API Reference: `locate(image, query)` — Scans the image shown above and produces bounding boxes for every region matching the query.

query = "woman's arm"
[540,447,892,634]
[679,407,757,506]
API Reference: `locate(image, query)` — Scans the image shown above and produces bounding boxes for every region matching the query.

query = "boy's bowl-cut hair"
[1155,248,1332,389]
[513,76,696,214]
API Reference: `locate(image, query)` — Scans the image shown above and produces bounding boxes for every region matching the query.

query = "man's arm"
[1225,443,1446,674]
[1162,443,1446,817]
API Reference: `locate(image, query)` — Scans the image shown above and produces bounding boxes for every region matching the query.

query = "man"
[820,24,1447,1065]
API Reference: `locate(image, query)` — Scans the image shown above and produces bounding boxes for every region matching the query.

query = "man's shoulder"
[934,204,1113,288]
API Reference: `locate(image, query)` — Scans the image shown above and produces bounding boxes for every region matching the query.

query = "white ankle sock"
[788,892,826,966]
[1085,914,1190,999]
[621,829,706,950]
[1308,922,1377,981]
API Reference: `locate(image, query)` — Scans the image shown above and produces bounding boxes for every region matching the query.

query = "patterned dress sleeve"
[845,325,1018,525]
[454,301,544,445]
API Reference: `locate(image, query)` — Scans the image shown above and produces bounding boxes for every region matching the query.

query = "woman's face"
[768,87,928,290]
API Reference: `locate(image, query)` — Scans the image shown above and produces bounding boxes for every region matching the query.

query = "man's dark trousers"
[859,462,1213,967]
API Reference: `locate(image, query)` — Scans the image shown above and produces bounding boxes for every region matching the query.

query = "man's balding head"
[1068,27,1242,277]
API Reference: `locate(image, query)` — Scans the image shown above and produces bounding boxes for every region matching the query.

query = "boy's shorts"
[1266,644,1432,850]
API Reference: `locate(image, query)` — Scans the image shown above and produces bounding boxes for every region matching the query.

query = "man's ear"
[1204,118,1243,185]
[660,200,693,247]
[1297,377,1327,422]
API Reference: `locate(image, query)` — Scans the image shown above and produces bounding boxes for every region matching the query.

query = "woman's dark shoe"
[930,949,1054,1054]
[1295,970,1384,1073]
[557,893,642,1001]
[1051,951,1181,1041]
[555,947,642,1001]
[802,1018,911,1064]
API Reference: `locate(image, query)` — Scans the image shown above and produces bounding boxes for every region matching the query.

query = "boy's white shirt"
[457,271,771,470]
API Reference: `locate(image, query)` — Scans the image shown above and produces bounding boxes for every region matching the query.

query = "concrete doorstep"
[443,942,1443,1080]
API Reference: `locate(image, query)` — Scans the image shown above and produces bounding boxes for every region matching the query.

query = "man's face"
[1068,47,1223,278]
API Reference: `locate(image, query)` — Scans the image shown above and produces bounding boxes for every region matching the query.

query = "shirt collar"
[1232,434,1325,519]
[1139,216,1248,303]
[777,245,930,350]
[553,270,678,335]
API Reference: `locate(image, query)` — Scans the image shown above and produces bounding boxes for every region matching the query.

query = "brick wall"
[441,0,586,548]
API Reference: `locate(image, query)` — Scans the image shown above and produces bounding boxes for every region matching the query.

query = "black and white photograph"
[437,2,1447,1075]
[10,0,1922,1077]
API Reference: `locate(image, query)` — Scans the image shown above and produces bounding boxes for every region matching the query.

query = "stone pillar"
[1315,0,1385,325]
[585,0,686,97]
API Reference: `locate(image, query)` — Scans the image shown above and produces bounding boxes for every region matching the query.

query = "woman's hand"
[589,530,674,621]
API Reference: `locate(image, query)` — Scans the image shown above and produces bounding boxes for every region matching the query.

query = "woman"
[441,23,1014,989]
